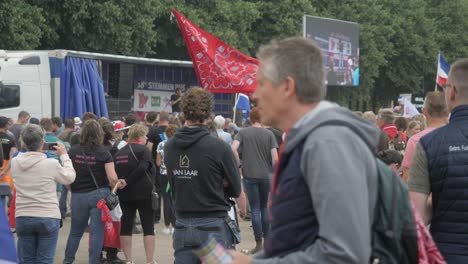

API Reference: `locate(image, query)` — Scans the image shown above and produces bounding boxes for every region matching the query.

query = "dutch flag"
[437,53,450,87]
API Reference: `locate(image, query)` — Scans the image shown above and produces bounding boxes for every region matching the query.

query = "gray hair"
[257,37,326,103]
[213,115,225,129]
[21,124,45,151]
[378,109,395,124]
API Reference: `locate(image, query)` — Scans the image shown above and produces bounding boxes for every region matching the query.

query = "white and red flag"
[172,9,258,94]
[436,53,450,88]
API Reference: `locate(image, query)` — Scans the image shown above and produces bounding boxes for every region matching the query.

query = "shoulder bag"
[81,149,120,210]
[128,144,160,211]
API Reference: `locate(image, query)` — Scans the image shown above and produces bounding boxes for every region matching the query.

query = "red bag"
[96,199,121,248]
[411,201,446,264]
[103,221,121,248]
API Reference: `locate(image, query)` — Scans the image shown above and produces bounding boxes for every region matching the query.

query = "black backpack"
[302,120,418,263]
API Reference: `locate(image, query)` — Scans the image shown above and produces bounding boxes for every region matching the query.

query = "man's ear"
[450,84,458,102]
[283,76,296,99]
[422,107,428,117]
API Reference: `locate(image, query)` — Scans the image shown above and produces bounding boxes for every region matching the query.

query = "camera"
[47,142,58,151]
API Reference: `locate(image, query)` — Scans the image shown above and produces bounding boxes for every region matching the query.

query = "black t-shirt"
[70,132,81,146]
[147,125,167,158]
[114,143,154,201]
[68,145,113,193]
[103,140,122,157]
[171,94,181,112]
[0,132,17,160]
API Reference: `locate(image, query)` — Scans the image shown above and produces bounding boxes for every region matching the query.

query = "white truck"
[0,50,235,120]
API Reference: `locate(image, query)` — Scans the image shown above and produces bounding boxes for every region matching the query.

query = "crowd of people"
[1,36,468,264]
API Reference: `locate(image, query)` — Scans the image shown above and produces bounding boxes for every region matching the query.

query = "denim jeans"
[243,178,270,241]
[16,216,60,264]
[63,187,110,264]
[59,187,68,219]
[173,217,234,264]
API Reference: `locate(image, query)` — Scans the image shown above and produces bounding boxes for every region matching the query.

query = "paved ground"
[52,216,257,264]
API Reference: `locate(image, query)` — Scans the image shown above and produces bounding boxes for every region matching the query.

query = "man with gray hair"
[377,109,397,139]
[213,115,232,145]
[409,59,468,263]
[229,37,380,263]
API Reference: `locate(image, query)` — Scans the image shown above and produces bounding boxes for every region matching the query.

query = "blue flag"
[236,93,251,122]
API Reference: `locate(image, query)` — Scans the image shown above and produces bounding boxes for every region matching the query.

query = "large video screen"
[303,15,359,86]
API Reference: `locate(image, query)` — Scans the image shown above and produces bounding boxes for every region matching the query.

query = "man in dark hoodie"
[165,87,241,264]
[228,37,380,263]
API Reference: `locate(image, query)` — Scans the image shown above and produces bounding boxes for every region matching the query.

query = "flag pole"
[233,93,240,124]
[435,53,439,91]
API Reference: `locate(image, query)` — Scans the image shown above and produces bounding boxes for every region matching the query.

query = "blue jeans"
[173,217,234,264]
[16,216,60,264]
[64,187,110,264]
[59,187,68,219]
[243,178,270,241]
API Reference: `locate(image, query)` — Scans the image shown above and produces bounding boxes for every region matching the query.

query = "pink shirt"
[402,128,436,168]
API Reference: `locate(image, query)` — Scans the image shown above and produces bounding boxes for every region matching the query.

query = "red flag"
[172,9,258,94]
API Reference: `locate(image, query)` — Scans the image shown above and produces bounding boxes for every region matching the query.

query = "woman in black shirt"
[63,120,125,264]
[114,123,157,264]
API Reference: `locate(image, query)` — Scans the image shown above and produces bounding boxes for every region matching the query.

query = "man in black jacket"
[165,87,241,264]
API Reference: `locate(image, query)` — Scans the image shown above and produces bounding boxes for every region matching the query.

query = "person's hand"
[118,179,127,189]
[227,250,251,264]
[54,142,67,156]
[0,171,5,181]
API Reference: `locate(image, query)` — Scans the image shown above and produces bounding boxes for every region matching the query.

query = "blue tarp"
[60,57,108,120]
[49,57,63,78]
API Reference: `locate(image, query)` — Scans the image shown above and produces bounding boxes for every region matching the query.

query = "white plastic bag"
[110,204,122,221]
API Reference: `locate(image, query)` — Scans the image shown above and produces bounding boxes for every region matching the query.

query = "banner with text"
[133,89,173,112]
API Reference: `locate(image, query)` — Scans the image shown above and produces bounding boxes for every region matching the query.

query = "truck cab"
[0,50,53,119]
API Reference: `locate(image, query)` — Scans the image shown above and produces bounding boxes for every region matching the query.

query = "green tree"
[247,0,316,54]
[6,0,468,111]
[428,0,468,62]
[150,0,317,61]
[32,0,159,56]
[375,0,437,105]
[0,0,46,49]
[150,0,262,60]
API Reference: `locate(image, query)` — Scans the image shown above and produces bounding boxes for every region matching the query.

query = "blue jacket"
[264,143,318,258]
[420,105,468,262]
